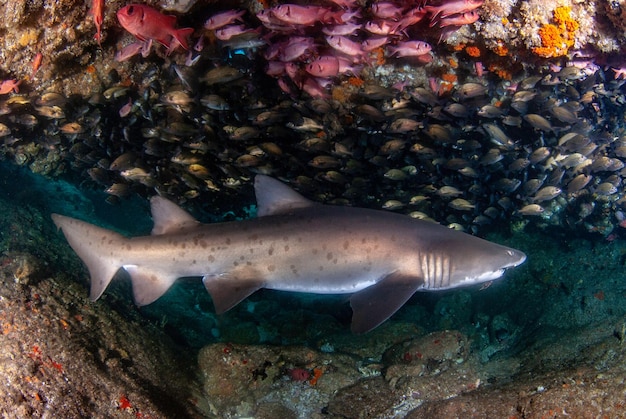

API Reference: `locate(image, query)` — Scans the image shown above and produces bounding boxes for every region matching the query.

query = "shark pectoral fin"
[124,265,178,306]
[349,273,424,334]
[202,268,264,314]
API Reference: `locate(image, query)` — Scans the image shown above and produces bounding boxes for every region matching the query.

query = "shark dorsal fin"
[254,175,314,217]
[150,196,199,235]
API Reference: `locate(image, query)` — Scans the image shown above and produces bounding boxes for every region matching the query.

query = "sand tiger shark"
[52,175,526,333]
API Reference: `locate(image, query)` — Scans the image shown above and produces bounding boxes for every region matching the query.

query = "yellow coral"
[553,6,579,32]
[532,6,578,58]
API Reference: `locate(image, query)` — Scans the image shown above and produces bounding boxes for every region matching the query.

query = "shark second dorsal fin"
[254,175,314,217]
[150,196,199,235]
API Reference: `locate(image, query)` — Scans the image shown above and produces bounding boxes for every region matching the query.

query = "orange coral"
[348,77,364,87]
[309,368,324,386]
[488,64,512,80]
[492,41,508,57]
[452,43,466,52]
[441,73,457,83]
[532,6,578,58]
[465,46,481,58]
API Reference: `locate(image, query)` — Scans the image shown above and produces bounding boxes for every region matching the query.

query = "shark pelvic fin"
[350,272,425,334]
[202,267,265,313]
[124,265,179,306]
[150,196,199,235]
[254,175,314,217]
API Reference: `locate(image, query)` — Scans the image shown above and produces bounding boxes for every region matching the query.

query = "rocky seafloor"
[1,162,626,418]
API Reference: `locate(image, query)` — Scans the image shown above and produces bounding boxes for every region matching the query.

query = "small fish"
[530,186,562,203]
[382,199,404,210]
[305,56,340,78]
[325,35,364,59]
[516,204,545,216]
[437,11,480,28]
[523,114,553,132]
[436,185,463,198]
[567,173,593,194]
[456,82,487,99]
[31,52,43,79]
[449,198,475,211]
[117,4,194,52]
[387,40,432,58]
[384,169,407,181]
[202,66,242,85]
[91,0,105,46]
[204,10,246,30]
[0,122,11,137]
[425,0,484,19]
[270,4,341,26]
[0,79,21,95]
[595,182,618,196]
[482,123,514,149]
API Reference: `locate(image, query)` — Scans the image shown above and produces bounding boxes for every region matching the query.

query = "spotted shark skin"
[51,175,526,333]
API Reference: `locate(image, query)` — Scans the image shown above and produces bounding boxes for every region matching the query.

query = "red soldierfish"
[425,0,484,19]
[437,11,480,27]
[305,56,340,77]
[270,4,341,26]
[204,10,246,30]
[388,40,432,57]
[117,4,194,52]
[0,79,21,95]
[91,0,105,46]
[325,35,365,61]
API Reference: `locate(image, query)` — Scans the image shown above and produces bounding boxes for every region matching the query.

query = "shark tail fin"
[51,214,125,302]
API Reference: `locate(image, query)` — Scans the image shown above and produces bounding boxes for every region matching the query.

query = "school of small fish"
[1,1,626,238]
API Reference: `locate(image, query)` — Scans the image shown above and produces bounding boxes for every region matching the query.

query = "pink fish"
[437,11,480,27]
[324,0,359,9]
[0,79,21,95]
[425,0,484,19]
[302,77,330,98]
[91,0,105,46]
[305,56,340,77]
[371,2,404,20]
[278,37,316,62]
[363,36,389,52]
[266,61,286,77]
[31,52,43,79]
[395,7,427,31]
[322,22,362,36]
[387,40,432,57]
[214,25,257,41]
[270,4,341,26]
[204,10,245,30]
[117,4,194,52]
[325,35,364,60]
[336,56,363,76]
[612,67,626,80]
[364,20,400,36]
[114,40,152,62]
